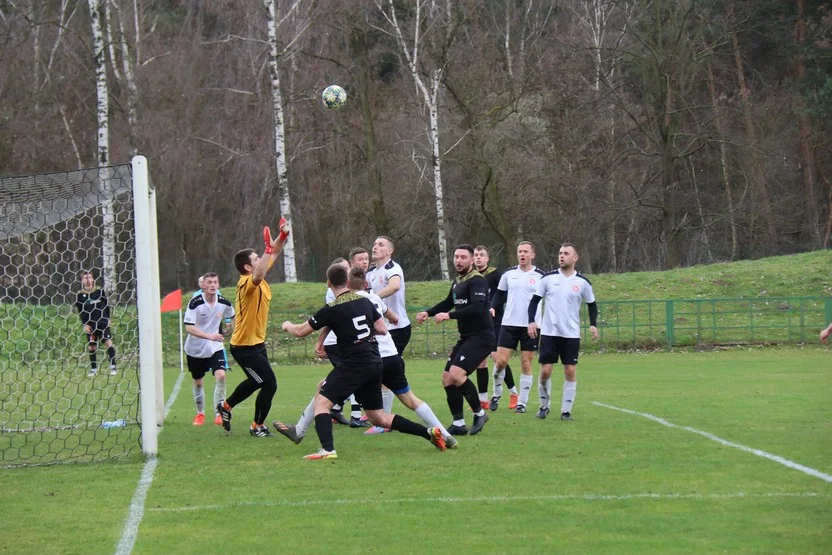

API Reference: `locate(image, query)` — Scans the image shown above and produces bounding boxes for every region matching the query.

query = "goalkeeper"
[74,270,117,377]
[216,218,290,437]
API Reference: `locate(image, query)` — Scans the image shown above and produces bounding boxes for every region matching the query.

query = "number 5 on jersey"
[353,315,370,339]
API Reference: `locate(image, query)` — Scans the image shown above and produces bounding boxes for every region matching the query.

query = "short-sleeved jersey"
[230,274,272,347]
[535,270,596,338]
[427,270,492,339]
[497,265,545,326]
[367,259,411,330]
[308,292,382,364]
[75,288,110,327]
[356,290,397,358]
[322,288,338,346]
[183,293,235,358]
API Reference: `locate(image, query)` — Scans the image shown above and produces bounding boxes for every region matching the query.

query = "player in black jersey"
[473,245,518,411]
[74,270,117,377]
[416,244,494,436]
[279,263,446,460]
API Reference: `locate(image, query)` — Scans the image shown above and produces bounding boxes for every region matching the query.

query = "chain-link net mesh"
[0,165,140,466]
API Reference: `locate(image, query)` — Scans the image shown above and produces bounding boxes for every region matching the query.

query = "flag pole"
[179,308,184,373]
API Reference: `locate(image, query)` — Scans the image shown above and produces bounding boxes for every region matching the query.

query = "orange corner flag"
[160,289,183,313]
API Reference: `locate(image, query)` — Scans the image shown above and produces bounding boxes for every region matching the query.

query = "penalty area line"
[592,401,832,484]
[114,371,186,555]
[149,491,825,513]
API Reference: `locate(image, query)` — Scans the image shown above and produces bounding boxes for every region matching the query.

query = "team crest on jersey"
[530,278,536,285]
[572,284,580,292]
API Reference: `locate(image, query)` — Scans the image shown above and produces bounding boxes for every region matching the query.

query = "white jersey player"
[367,236,412,356]
[527,243,598,421]
[489,241,544,414]
[183,273,235,426]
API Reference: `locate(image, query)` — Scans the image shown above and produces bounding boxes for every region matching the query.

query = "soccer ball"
[322,85,347,110]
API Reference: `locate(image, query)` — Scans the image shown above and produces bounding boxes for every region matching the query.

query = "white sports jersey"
[535,270,595,338]
[356,290,398,358]
[367,259,410,330]
[322,288,338,346]
[183,293,235,358]
[497,265,545,327]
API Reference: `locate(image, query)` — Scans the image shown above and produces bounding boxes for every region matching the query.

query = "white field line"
[149,491,825,513]
[114,371,186,555]
[592,401,832,484]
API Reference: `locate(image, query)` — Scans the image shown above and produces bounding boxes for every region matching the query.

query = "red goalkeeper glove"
[263,226,275,255]
[277,217,290,242]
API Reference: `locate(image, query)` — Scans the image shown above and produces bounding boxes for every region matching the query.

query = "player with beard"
[416,244,494,436]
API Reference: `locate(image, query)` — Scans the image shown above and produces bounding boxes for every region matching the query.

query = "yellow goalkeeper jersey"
[230,274,272,346]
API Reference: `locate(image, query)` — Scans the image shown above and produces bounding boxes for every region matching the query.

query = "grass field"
[4,348,831,554]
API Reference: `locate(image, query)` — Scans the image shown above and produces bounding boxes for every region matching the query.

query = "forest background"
[2,0,832,290]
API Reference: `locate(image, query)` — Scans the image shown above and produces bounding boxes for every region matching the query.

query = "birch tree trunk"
[89,0,117,295]
[381,0,450,279]
[111,0,140,156]
[574,0,633,271]
[264,0,297,282]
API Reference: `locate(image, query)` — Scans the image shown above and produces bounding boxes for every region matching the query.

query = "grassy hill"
[212,250,832,311]
[156,250,832,361]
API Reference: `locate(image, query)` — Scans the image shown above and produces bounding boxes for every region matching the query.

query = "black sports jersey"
[75,288,110,328]
[308,292,383,363]
[426,268,493,338]
[480,266,504,322]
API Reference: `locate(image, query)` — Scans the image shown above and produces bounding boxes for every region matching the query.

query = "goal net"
[0,158,160,466]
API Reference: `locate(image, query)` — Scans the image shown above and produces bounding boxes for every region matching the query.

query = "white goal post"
[132,155,163,456]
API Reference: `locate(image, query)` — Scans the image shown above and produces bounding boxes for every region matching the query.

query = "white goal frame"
[132,155,164,456]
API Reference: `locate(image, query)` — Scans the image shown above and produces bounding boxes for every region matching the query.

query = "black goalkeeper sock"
[460,379,482,412]
[107,346,116,367]
[314,413,335,452]
[476,367,489,394]
[504,364,515,390]
[389,414,429,440]
[444,384,464,421]
[88,351,97,370]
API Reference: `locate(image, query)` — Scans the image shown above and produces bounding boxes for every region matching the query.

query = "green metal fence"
[162,296,831,365]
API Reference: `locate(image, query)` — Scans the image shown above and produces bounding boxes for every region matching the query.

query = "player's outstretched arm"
[821,323,832,343]
[252,218,290,285]
[282,320,313,338]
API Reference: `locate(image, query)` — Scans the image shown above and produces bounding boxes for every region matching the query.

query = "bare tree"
[88,0,117,294]
[377,0,461,280]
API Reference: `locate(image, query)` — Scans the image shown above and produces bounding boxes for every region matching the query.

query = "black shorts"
[538,336,581,365]
[381,355,409,394]
[324,344,343,367]
[230,343,276,385]
[498,325,538,352]
[444,334,494,374]
[389,325,412,355]
[86,325,112,343]
[186,350,228,380]
[319,361,384,411]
